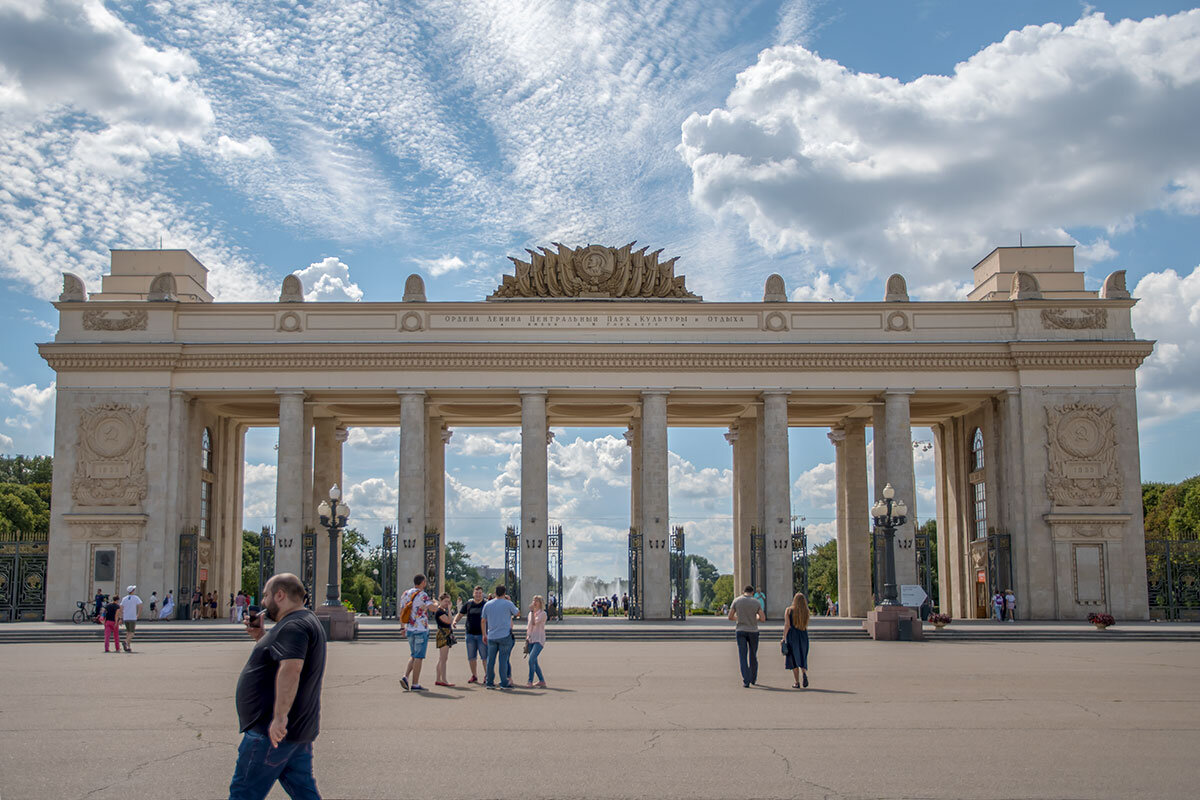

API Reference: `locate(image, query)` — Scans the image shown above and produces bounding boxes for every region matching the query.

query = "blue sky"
[2,1,1199,579]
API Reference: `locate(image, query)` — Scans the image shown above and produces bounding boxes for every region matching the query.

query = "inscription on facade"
[433,313,757,329]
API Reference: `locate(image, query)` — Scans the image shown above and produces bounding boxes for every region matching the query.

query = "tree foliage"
[0,455,53,484]
[805,540,838,613]
[1144,476,1200,537]
[0,481,49,535]
[711,574,734,609]
[445,540,483,589]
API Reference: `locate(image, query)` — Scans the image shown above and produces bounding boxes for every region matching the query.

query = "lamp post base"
[865,604,925,641]
[315,604,358,641]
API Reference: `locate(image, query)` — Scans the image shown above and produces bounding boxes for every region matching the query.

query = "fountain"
[563,576,628,608]
[689,560,701,607]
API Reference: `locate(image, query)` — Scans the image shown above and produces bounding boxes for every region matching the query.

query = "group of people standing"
[590,593,629,616]
[398,575,549,691]
[992,589,1017,621]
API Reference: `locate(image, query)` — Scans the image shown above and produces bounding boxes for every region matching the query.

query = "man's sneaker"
[468,675,478,684]
[411,685,427,691]
[484,683,496,690]
[400,676,410,691]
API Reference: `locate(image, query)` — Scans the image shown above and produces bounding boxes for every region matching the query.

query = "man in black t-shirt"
[229,572,327,800]
[452,585,487,684]
[102,597,121,652]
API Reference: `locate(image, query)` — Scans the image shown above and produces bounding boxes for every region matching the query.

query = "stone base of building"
[865,604,925,641]
[315,604,358,641]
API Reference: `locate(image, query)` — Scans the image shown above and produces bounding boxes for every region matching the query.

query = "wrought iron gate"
[0,530,48,621]
[424,528,441,600]
[301,528,317,607]
[792,523,808,597]
[258,526,275,601]
[987,532,1012,598]
[627,527,643,620]
[381,526,397,618]
[1146,535,1200,620]
[548,525,564,620]
[178,531,197,620]
[670,525,686,620]
[915,527,933,608]
[749,525,765,598]
[503,525,520,608]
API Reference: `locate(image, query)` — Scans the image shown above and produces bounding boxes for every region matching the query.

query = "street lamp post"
[870,483,908,607]
[316,484,351,608]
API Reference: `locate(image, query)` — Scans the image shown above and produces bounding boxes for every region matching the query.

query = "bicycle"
[73,600,101,624]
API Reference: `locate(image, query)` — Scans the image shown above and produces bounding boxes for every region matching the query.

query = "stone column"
[275,390,306,577]
[520,391,549,612]
[301,402,315,532]
[397,392,426,594]
[312,418,342,600]
[160,390,190,602]
[883,390,918,587]
[725,425,742,593]
[733,417,758,592]
[761,391,792,619]
[829,428,848,616]
[425,418,450,595]
[640,391,670,619]
[625,421,642,535]
[843,420,871,616]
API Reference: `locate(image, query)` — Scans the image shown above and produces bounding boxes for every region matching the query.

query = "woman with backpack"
[782,592,811,688]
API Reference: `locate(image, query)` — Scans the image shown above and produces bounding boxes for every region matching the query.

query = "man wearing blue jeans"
[400,574,439,691]
[481,584,519,689]
[728,585,766,688]
[230,572,327,800]
[453,585,488,684]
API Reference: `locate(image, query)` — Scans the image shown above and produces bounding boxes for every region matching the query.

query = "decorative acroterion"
[488,242,700,301]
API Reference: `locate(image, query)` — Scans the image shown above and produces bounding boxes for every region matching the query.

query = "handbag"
[780,640,789,656]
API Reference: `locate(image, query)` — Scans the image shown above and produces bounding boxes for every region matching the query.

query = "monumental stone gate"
[37,243,1153,621]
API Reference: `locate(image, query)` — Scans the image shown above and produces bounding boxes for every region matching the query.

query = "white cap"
[127,585,136,593]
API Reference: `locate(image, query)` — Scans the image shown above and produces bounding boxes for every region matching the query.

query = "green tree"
[0,482,48,534]
[711,574,734,609]
[445,540,483,588]
[806,540,838,613]
[241,530,261,599]
[0,455,53,484]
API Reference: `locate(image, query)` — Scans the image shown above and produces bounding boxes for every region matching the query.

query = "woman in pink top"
[525,594,548,688]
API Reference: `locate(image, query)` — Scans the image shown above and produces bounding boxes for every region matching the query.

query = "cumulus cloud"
[1132,264,1200,424]
[293,256,364,302]
[216,134,274,160]
[345,427,396,451]
[1,380,55,430]
[789,271,854,302]
[241,462,278,522]
[414,255,467,277]
[680,11,1200,291]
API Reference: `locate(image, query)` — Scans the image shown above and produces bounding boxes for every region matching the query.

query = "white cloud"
[344,427,395,451]
[293,256,363,302]
[344,476,398,527]
[792,458,836,510]
[241,462,277,521]
[1,379,55,430]
[680,11,1200,291]
[414,255,466,277]
[1132,264,1200,424]
[789,270,853,301]
[216,134,274,160]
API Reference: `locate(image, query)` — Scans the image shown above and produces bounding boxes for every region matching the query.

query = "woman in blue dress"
[782,592,811,688]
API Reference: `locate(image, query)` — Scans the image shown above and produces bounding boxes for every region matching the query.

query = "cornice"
[38,341,1155,373]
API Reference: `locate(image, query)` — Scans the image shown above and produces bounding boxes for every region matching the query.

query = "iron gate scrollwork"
[381,526,397,618]
[548,525,564,620]
[915,527,933,609]
[503,525,519,609]
[1146,534,1200,620]
[424,528,441,600]
[792,524,808,597]
[749,526,765,602]
[301,528,317,607]
[0,530,48,622]
[987,532,1012,600]
[670,525,686,620]
[178,531,197,620]
[627,527,643,620]
[258,526,275,601]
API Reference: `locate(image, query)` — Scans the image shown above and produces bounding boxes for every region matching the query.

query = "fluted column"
[397,392,426,593]
[640,391,670,619]
[829,428,848,616]
[884,390,918,587]
[275,390,306,577]
[520,391,549,612]
[301,402,315,531]
[725,425,742,593]
[843,419,871,616]
[761,391,792,618]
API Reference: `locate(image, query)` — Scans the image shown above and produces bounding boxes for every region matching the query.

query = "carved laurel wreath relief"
[82,309,148,331]
[71,403,149,506]
[1040,308,1107,329]
[1044,402,1121,506]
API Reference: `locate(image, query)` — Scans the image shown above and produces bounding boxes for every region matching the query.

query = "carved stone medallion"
[82,309,148,331]
[1041,308,1107,329]
[71,403,148,507]
[1045,402,1121,506]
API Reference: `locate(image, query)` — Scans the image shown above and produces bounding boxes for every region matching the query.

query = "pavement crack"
[324,672,386,690]
[609,669,649,701]
[637,729,664,754]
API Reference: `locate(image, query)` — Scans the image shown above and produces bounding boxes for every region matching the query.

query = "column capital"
[276,388,307,398]
[760,389,791,398]
[640,389,671,398]
[334,426,350,444]
[546,430,555,445]
[397,389,426,399]
[724,430,739,444]
[622,428,635,446]
[827,429,847,445]
[518,388,548,397]
[882,388,915,397]
[441,427,453,445]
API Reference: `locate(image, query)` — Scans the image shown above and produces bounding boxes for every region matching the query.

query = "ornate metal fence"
[915,527,933,607]
[627,527,643,620]
[792,524,809,597]
[177,531,197,620]
[380,526,397,618]
[503,525,520,609]
[670,525,686,620]
[1146,535,1200,620]
[301,528,317,607]
[548,525,564,620]
[424,528,441,600]
[258,526,275,601]
[0,529,48,621]
[749,525,765,599]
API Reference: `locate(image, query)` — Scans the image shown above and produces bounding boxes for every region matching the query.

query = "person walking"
[992,591,1005,622]
[399,574,438,692]
[525,595,548,688]
[433,593,456,688]
[102,594,122,653]
[1005,589,1017,622]
[728,585,765,687]
[753,588,767,619]
[118,586,142,652]
[93,589,105,622]
[229,572,326,800]
[782,592,811,688]
[148,591,158,620]
[192,590,203,620]
[159,590,175,620]
[481,584,519,689]
[453,586,487,684]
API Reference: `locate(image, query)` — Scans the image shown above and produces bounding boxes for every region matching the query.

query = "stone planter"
[1093,623,1110,630]
[934,622,947,629]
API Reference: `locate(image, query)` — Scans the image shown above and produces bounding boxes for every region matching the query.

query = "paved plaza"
[2,635,1199,799]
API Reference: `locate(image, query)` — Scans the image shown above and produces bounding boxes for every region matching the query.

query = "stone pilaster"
[625,421,642,536]
[520,391,549,612]
[733,417,758,593]
[274,390,306,577]
[397,392,426,593]
[829,428,848,616]
[883,390,917,587]
[640,391,670,619]
[761,390,792,619]
[843,419,871,616]
[312,418,342,600]
[300,402,314,531]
